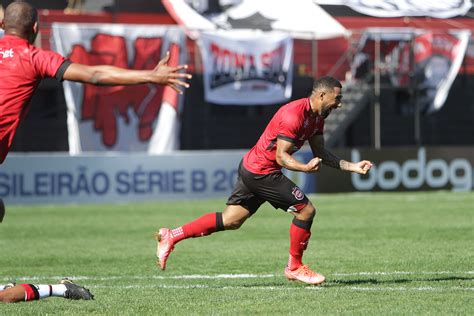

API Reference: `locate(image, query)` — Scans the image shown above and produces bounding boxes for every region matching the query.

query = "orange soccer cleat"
[155,228,175,270]
[284,265,325,285]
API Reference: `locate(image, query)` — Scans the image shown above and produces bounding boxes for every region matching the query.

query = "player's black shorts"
[226,161,309,214]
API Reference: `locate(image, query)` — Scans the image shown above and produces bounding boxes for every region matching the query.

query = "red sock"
[288,222,311,270]
[170,212,223,243]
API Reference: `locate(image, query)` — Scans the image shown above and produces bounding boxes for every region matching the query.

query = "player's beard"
[28,31,38,44]
[321,107,332,119]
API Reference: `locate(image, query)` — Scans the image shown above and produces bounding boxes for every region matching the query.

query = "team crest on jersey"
[292,186,304,201]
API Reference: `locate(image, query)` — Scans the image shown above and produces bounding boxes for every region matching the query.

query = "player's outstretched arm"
[62,52,192,93]
[309,134,372,174]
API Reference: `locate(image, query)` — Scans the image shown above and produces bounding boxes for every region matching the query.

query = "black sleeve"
[54,59,73,81]
[276,134,296,143]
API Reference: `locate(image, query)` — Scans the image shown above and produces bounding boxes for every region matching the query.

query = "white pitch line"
[0,274,277,282]
[341,287,474,292]
[1,271,473,282]
[92,284,324,290]
[89,285,474,292]
[333,271,474,276]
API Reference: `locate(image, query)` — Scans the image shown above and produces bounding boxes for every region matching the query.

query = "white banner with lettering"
[51,23,187,154]
[0,150,315,204]
[198,30,293,105]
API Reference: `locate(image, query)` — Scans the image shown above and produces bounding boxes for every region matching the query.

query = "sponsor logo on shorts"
[291,186,304,200]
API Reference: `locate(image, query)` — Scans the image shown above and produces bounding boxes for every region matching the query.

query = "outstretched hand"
[352,160,373,174]
[151,51,192,94]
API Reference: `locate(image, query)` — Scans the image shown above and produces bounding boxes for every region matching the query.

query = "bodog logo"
[69,34,180,147]
[351,148,472,191]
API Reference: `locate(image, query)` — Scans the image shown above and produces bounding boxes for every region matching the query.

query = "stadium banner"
[51,23,187,154]
[314,0,472,18]
[403,30,470,113]
[315,147,474,193]
[198,30,293,105]
[2,147,471,204]
[162,0,348,40]
[467,37,474,74]
[0,150,314,205]
[353,29,471,113]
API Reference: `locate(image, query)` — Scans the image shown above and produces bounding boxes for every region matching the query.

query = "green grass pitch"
[0,191,472,314]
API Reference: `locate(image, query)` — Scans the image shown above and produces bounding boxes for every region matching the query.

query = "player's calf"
[0,279,94,303]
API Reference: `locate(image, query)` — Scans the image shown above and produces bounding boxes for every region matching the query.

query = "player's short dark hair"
[3,1,38,34]
[312,76,342,93]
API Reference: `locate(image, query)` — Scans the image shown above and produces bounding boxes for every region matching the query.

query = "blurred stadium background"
[1,0,473,203]
[0,0,473,314]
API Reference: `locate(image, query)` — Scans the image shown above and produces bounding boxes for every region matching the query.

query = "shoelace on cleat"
[299,265,317,277]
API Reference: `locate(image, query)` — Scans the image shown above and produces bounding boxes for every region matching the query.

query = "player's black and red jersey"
[243,97,324,174]
[0,34,71,163]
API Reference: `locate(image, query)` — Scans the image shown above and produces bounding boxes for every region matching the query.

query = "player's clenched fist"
[305,157,322,173]
[353,160,373,175]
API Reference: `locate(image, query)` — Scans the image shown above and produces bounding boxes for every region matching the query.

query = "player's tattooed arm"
[308,134,343,169]
[276,138,321,173]
[308,134,372,174]
[317,147,348,170]
[62,52,191,93]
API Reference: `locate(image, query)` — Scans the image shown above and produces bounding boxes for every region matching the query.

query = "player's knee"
[224,218,245,230]
[222,205,251,230]
[299,203,316,221]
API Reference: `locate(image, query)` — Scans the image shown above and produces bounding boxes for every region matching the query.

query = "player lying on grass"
[0,278,93,303]
[155,76,373,285]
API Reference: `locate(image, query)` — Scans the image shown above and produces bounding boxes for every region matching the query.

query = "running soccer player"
[0,278,93,303]
[155,76,373,285]
[0,1,192,165]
